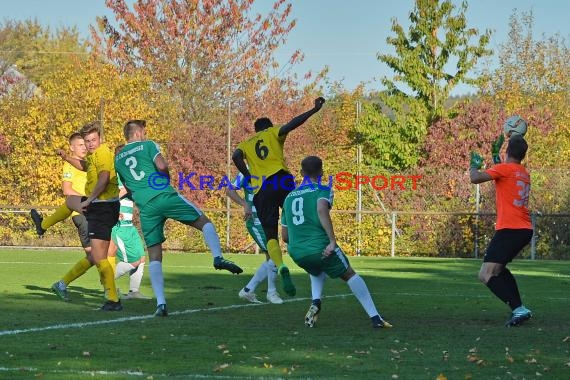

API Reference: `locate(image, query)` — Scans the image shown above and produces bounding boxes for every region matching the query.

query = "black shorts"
[253,170,295,231]
[71,214,90,248]
[82,197,120,241]
[484,229,533,264]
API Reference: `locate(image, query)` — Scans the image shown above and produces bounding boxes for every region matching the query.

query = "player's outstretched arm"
[226,188,246,207]
[57,149,87,171]
[469,152,493,184]
[232,149,252,179]
[278,97,325,137]
[491,134,505,164]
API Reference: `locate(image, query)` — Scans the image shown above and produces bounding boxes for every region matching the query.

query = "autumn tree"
[0,57,177,206]
[0,20,88,90]
[361,0,491,170]
[91,0,304,121]
[481,10,570,167]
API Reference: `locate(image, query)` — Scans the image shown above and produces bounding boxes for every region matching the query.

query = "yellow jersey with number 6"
[237,125,288,193]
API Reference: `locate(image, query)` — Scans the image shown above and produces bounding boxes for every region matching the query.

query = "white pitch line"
[0,367,262,379]
[3,290,569,338]
[0,294,333,337]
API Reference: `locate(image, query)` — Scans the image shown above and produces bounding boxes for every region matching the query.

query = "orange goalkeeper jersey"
[485,163,532,230]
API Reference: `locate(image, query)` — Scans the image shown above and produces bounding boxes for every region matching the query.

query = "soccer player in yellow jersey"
[232,97,325,296]
[30,133,91,255]
[58,121,121,311]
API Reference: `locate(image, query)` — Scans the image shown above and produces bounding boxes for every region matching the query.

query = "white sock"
[347,274,379,317]
[115,261,135,279]
[149,261,166,306]
[202,222,222,259]
[245,260,268,292]
[129,262,145,292]
[310,272,326,300]
[266,259,278,293]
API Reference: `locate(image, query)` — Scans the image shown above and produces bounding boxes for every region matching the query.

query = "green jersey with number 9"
[114,140,176,205]
[281,182,334,259]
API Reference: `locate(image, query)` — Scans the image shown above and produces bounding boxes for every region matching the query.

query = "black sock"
[486,269,522,310]
[499,268,522,310]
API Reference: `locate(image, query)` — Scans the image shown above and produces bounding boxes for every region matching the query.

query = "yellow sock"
[267,239,284,268]
[41,203,72,230]
[107,257,117,277]
[62,257,93,286]
[97,259,119,302]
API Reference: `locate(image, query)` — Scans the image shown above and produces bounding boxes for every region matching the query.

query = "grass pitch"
[0,249,568,379]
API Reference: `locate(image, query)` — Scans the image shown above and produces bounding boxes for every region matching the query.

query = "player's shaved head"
[68,132,83,144]
[301,156,323,178]
[254,117,273,132]
[124,119,146,140]
[506,134,528,162]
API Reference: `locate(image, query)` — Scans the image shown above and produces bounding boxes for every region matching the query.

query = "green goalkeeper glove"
[470,151,483,170]
[491,134,505,164]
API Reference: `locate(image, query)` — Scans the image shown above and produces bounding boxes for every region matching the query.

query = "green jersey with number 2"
[114,140,177,205]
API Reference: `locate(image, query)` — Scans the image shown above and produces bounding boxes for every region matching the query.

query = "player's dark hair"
[506,134,528,162]
[79,121,101,138]
[301,156,323,178]
[254,117,273,132]
[124,120,146,139]
[68,132,83,144]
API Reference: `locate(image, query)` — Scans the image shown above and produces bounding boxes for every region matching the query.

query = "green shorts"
[246,216,267,252]
[291,246,350,279]
[139,192,203,247]
[111,225,145,263]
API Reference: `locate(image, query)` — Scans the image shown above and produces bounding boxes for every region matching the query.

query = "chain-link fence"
[2,206,568,259]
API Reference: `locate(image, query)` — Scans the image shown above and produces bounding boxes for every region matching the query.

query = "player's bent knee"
[191,214,210,230]
[340,267,356,281]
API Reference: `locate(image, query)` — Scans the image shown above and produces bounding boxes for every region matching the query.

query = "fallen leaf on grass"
[466,354,479,362]
[436,373,447,380]
[213,363,229,372]
[263,363,273,368]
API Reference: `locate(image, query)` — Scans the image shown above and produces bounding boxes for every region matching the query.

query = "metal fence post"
[474,184,480,259]
[531,212,537,260]
[391,212,396,257]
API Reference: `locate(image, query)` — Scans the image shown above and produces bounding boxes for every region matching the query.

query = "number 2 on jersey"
[125,157,145,181]
[292,197,305,225]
